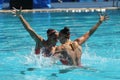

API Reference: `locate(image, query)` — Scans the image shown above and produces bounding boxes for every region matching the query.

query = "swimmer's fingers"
[18,6,22,14]
[12,7,17,10]
[98,12,107,17]
[12,7,18,13]
[99,13,109,22]
[105,15,109,20]
[12,7,22,16]
[105,13,109,18]
[11,7,16,13]
[11,7,18,16]
[103,13,109,21]
[18,7,22,16]
[20,6,22,12]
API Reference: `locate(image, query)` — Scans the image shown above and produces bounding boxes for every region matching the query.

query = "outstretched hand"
[12,7,22,16]
[99,13,109,22]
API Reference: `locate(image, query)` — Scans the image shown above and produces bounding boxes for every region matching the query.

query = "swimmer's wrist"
[98,20,103,23]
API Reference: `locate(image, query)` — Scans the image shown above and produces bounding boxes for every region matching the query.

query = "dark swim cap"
[60,27,70,35]
[47,28,57,36]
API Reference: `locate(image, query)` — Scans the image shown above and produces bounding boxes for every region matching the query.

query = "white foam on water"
[20,47,60,69]
[81,43,120,70]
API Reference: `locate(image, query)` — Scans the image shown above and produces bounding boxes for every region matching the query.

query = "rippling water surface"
[0,9,120,80]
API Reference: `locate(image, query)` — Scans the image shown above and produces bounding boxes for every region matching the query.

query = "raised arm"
[75,14,108,45]
[12,7,44,44]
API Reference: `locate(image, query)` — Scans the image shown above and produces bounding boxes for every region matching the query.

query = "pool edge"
[0,7,120,13]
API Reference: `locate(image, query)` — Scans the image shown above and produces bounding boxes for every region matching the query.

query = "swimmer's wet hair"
[47,28,57,36]
[60,27,70,35]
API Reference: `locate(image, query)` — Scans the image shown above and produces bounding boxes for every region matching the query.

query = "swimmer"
[12,7,59,56]
[55,14,109,66]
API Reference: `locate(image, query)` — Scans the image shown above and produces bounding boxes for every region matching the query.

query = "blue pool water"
[0,9,120,80]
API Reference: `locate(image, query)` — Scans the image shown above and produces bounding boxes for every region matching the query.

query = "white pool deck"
[0,1,119,12]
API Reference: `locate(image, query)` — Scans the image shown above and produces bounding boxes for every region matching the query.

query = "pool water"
[0,9,120,80]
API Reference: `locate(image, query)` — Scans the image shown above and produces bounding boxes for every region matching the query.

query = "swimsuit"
[60,59,69,65]
[60,51,73,65]
[35,48,52,57]
[35,48,40,55]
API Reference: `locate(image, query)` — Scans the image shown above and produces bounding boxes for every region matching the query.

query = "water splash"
[82,43,120,72]
[21,47,59,69]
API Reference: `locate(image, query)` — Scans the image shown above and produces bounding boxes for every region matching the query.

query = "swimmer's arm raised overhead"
[12,7,44,43]
[19,15,44,42]
[75,14,109,45]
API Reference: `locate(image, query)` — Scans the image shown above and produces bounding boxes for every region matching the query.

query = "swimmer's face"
[48,31,59,42]
[51,32,59,41]
[58,33,63,42]
[58,32,69,44]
